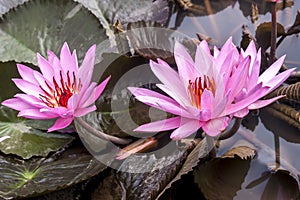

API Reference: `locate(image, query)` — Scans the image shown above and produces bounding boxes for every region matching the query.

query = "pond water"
[168,1,300,199]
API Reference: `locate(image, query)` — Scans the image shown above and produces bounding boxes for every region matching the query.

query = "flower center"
[187,75,216,109]
[39,71,82,108]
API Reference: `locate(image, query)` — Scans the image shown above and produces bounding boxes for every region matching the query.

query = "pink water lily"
[129,37,295,140]
[2,43,110,132]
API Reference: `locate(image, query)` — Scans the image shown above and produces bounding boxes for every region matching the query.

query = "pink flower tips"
[2,43,110,132]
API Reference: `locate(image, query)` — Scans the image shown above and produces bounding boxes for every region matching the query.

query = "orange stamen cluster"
[39,71,82,108]
[187,75,216,109]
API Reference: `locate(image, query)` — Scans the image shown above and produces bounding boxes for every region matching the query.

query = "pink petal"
[213,46,220,58]
[247,51,261,91]
[156,84,190,108]
[170,119,202,140]
[134,116,182,132]
[233,107,249,118]
[93,76,111,101]
[264,68,295,93]
[202,117,230,137]
[78,82,97,108]
[74,106,96,117]
[225,84,269,116]
[258,55,285,83]
[2,98,36,111]
[17,64,39,85]
[227,57,250,102]
[40,107,72,118]
[128,87,177,103]
[37,53,55,81]
[18,108,57,119]
[12,78,45,97]
[14,94,45,108]
[195,40,213,76]
[150,60,190,106]
[78,44,96,90]
[174,42,197,83]
[48,117,73,132]
[248,95,285,110]
[134,95,192,118]
[60,42,78,74]
[47,50,58,65]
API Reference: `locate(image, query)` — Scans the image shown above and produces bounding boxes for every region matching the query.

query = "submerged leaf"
[0,107,74,159]
[0,0,107,64]
[0,146,107,199]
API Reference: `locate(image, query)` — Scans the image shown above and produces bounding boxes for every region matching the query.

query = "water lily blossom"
[2,43,110,132]
[129,38,295,140]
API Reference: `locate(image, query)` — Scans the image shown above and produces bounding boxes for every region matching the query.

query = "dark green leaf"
[0,0,107,64]
[116,139,201,200]
[126,21,200,63]
[74,0,170,26]
[0,146,106,199]
[0,106,74,159]
[156,138,210,199]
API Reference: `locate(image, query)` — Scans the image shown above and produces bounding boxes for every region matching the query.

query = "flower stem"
[74,117,131,145]
[219,118,242,140]
[270,1,277,64]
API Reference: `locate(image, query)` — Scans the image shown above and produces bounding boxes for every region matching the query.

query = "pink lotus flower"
[129,38,295,140]
[2,43,110,132]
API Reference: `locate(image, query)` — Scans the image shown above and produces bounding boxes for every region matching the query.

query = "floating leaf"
[0,106,74,159]
[239,0,294,18]
[261,170,299,200]
[0,146,107,199]
[194,146,254,200]
[156,138,210,199]
[116,139,202,200]
[73,0,170,45]
[222,146,256,160]
[126,21,200,63]
[0,0,107,65]
[255,22,285,51]
[266,82,300,105]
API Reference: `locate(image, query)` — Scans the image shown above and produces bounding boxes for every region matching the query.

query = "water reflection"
[170,0,300,68]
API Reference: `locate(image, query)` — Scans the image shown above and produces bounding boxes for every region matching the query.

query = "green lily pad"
[0,0,107,65]
[0,106,74,159]
[0,145,107,199]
